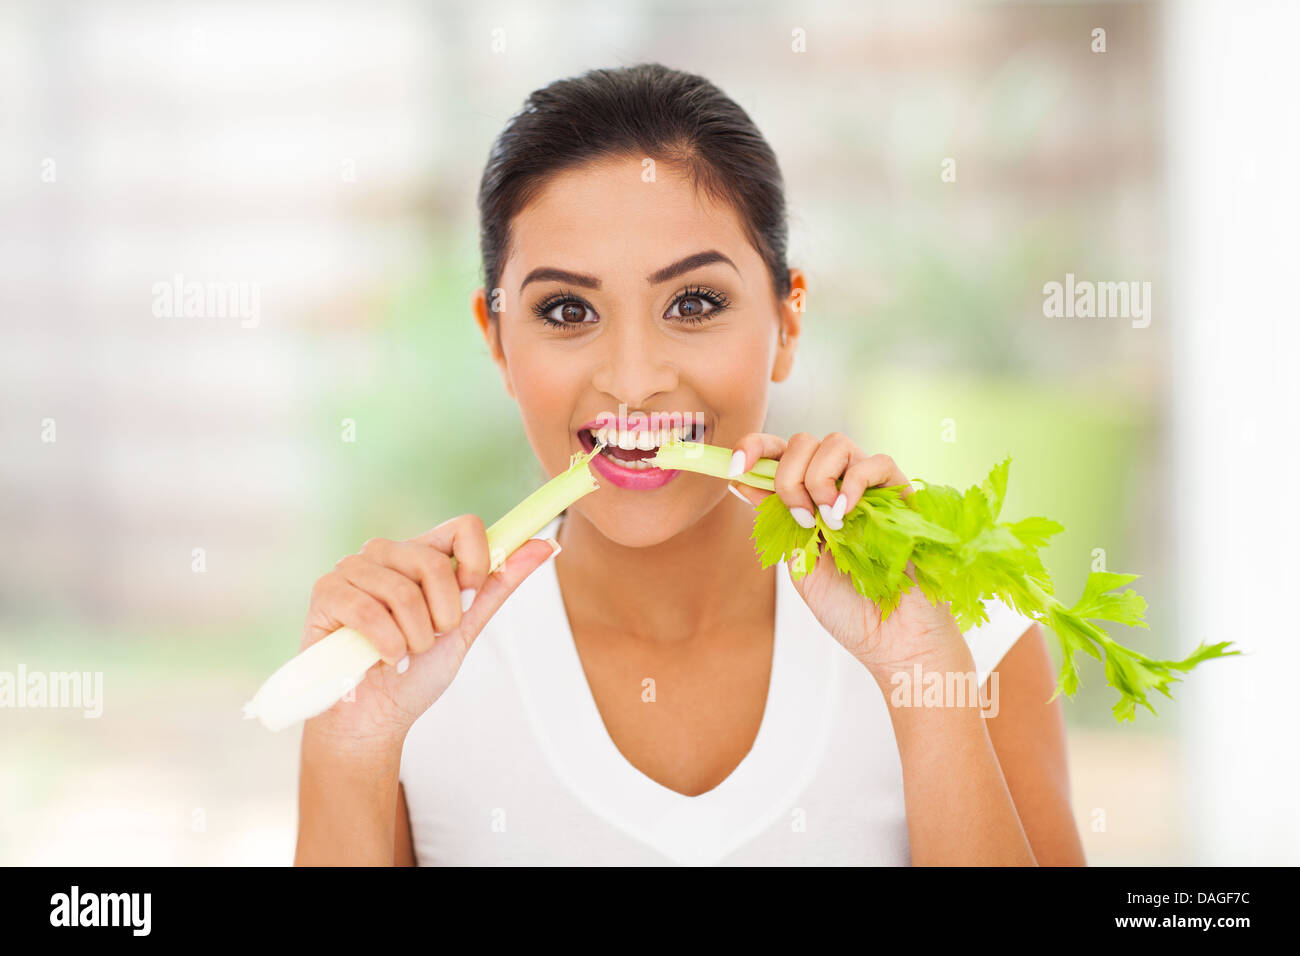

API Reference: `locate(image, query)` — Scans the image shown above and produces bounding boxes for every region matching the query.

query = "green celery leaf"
[739,454,1239,722]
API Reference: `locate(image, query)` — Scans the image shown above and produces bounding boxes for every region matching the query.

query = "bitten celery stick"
[243,445,604,732]
[650,438,1239,722]
[650,439,777,489]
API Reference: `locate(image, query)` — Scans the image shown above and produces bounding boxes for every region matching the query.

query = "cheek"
[504,348,583,462]
[685,329,772,408]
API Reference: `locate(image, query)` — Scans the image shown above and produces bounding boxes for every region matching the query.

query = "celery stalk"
[650,439,777,490]
[242,445,604,732]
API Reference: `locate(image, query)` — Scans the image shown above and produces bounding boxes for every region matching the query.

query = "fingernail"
[790,507,816,529]
[727,449,745,478]
[396,655,410,675]
[545,538,563,561]
[832,493,848,520]
[818,503,843,531]
[727,483,754,508]
[460,588,477,612]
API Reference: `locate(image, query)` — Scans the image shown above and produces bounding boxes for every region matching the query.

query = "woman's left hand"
[727,432,975,680]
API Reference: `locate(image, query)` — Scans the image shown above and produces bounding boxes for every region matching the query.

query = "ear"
[472,287,515,399]
[771,268,806,383]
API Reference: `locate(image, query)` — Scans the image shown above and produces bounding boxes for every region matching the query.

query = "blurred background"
[1,0,1295,865]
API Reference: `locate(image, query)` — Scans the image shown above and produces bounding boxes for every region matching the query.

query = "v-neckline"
[556,530,779,801]
[496,517,841,865]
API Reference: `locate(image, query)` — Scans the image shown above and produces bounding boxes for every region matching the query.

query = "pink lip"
[577,426,692,491]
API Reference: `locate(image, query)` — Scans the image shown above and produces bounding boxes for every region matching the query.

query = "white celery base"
[242,627,380,732]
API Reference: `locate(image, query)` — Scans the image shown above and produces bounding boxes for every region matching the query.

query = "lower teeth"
[601,450,654,470]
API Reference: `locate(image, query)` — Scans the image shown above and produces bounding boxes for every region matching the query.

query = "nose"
[590,315,679,408]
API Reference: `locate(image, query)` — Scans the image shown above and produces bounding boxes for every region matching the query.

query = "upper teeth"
[590,424,698,450]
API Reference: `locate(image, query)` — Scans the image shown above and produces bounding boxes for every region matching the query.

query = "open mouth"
[578,421,706,471]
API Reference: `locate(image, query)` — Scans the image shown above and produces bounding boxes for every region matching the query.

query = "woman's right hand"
[298,514,561,752]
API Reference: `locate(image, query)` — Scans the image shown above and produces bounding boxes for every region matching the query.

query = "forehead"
[502,156,756,289]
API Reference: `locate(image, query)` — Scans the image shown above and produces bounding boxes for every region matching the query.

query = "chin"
[568,490,707,550]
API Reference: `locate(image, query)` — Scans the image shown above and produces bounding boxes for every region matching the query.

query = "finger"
[804,432,858,529]
[364,540,469,640]
[357,538,461,637]
[728,480,761,509]
[457,536,561,651]
[336,555,440,656]
[772,432,821,529]
[409,514,494,582]
[727,431,788,480]
[317,578,410,666]
[837,454,913,518]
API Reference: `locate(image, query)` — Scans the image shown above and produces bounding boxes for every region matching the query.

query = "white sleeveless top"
[398,516,1034,865]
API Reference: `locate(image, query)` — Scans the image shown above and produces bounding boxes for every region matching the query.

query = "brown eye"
[532,291,598,331]
[676,296,707,317]
[666,285,730,324]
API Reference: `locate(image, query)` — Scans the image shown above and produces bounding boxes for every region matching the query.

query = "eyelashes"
[666,285,732,323]
[530,288,594,330]
[530,285,732,332]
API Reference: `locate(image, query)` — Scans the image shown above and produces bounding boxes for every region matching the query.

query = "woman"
[295,63,1087,866]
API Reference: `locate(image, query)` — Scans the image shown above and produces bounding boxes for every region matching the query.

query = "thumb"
[456,536,561,649]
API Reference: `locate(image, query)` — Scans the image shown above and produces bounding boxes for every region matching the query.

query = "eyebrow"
[518,249,739,293]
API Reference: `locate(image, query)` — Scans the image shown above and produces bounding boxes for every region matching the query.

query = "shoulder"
[962,598,1037,688]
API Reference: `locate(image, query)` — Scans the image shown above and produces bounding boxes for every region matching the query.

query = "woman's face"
[474,154,804,548]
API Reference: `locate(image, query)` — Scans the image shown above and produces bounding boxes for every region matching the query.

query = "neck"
[553,492,774,646]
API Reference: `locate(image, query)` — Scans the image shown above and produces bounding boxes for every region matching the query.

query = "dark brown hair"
[477,62,791,314]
